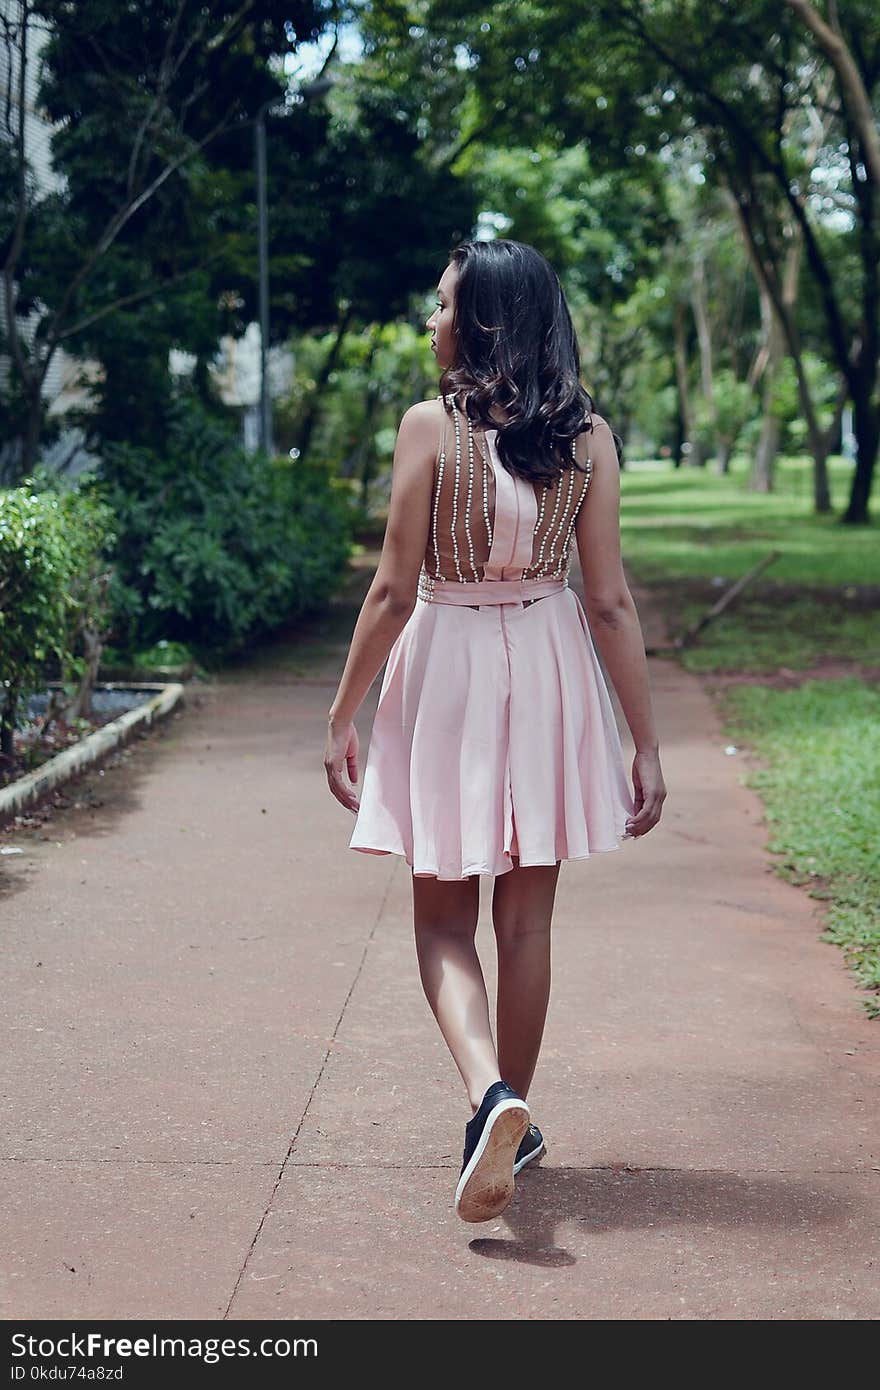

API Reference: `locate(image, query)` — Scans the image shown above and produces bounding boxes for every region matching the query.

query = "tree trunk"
[843,386,879,523]
[731,192,833,511]
[358,400,382,512]
[812,440,832,513]
[0,689,17,762]
[192,352,220,411]
[63,626,103,722]
[294,304,354,467]
[349,328,384,509]
[690,252,717,469]
[672,401,685,468]
[673,298,701,467]
[20,385,44,477]
[748,272,788,492]
[750,410,780,492]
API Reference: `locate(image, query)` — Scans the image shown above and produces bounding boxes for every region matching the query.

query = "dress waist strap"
[417,573,568,607]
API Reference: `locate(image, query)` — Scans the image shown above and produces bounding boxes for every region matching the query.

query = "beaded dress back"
[350,392,634,879]
[420,393,593,597]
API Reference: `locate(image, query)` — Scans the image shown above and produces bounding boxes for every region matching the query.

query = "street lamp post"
[254,79,333,457]
[255,103,272,455]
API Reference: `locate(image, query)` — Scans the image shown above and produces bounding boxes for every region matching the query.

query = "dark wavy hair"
[438,239,618,488]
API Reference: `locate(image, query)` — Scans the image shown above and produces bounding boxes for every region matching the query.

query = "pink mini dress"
[348,392,635,880]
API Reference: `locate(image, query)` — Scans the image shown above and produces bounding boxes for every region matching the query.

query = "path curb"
[0,682,185,827]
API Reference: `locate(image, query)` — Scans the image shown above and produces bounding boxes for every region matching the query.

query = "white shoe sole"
[454,1099,530,1223]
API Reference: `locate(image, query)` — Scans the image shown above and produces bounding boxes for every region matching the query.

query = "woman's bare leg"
[411,872,501,1112]
[492,857,561,1100]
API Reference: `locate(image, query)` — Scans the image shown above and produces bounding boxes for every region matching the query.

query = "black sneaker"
[454,1080,530,1223]
[513,1123,546,1174]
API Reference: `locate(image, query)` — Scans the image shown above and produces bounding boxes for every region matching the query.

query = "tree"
[263,34,479,465]
[417,0,879,521]
[0,0,336,474]
[613,1,878,519]
[786,0,880,186]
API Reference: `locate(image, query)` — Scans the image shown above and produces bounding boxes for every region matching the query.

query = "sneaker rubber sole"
[454,1099,530,1223]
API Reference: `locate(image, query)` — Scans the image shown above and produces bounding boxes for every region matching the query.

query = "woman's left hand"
[324,719,361,813]
[625,749,666,838]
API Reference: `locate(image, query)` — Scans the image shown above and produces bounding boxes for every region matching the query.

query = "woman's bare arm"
[324,400,437,809]
[574,416,666,835]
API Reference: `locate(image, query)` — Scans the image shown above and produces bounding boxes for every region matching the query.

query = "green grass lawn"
[620,452,879,1018]
[719,678,880,1018]
[620,454,878,674]
[664,594,878,674]
[620,453,877,589]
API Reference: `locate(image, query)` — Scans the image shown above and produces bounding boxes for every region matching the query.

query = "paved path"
[2,560,878,1320]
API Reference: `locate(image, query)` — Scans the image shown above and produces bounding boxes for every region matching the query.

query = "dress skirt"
[348,584,635,880]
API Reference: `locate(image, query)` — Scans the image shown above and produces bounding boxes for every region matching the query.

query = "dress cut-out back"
[420,394,593,603]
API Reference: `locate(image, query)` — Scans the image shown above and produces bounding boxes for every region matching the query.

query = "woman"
[324,239,666,1224]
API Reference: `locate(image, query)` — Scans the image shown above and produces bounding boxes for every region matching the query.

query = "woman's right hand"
[625,750,666,838]
[324,718,361,814]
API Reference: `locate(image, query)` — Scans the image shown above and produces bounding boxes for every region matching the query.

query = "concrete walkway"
[1,561,878,1321]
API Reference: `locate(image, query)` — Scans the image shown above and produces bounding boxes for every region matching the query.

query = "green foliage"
[694,369,756,449]
[132,640,197,671]
[3,2,318,468]
[1,1,477,475]
[424,0,878,519]
[275,318,439,511]
[767,352,842,453]
[439,134,678,424]
[720,679,880,1017]
[0,479,115,743]
[96,394,353,656]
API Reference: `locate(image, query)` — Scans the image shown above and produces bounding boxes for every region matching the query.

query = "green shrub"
[0,481,116,758]
[96,394,353,656]
[132,640,196,670]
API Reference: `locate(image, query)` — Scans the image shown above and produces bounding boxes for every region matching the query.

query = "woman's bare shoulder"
[394,396,439,427]
[587,413,624,462]
[400,395,447,430]
[584,411,613,437]
[391,397,446,469]
[572,410,613,466]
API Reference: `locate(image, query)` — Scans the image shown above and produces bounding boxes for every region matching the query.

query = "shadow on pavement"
[467,1165,845,1267]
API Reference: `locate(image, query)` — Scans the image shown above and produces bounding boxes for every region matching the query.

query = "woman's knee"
[491,864,560,945]
[492,910,552,947]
